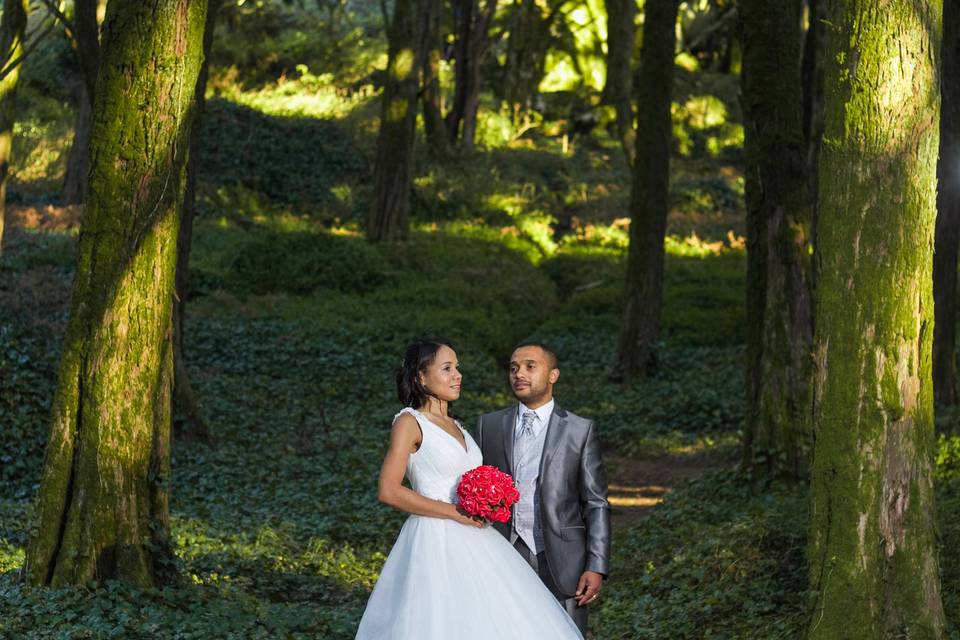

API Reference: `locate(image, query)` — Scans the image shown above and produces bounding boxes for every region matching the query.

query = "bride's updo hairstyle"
[397,337,455,409]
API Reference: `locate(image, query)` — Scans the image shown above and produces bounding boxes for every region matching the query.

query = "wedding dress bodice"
[396,407,483,503]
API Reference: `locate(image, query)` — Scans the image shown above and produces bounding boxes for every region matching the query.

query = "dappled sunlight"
[215,73,375,120]
[608,483,670,509]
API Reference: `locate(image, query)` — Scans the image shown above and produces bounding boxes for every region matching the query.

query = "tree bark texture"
[419,0,450,157]
[0,0,27,259]
[174,0,221,443]
[25,0,208,588]
[602,0,636,164]
[61,0,105,205]
[739,0,814,480]
[934,0,960,407]
[807,1,945,637]
[367,0,423,242]
[615,0,678,382]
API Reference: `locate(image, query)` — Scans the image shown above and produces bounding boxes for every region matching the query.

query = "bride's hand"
[449,504,485,528]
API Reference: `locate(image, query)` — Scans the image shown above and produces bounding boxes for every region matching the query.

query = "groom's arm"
[579,420,611,577]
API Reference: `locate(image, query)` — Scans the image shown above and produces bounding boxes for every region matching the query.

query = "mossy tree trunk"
[739,0,813,480]
[62,0,105,205]
[25,0,208,588]
[615,0,678,382]
[807,0,945,636]
[934,0,960,407]
[419,0,450,158]
[368,0,422,241]
[174,0,221,443]
[0,0,27,259]
[602,0,636,165]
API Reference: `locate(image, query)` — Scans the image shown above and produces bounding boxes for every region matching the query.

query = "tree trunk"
[934,0,960,407]
[739,0,813,480]
[61,0,104,205]
[602,0,636,164]
[367,0,423,242]
[615,0,678,382]
[807,0,945,636]
[801,0,826,286]
[174,0,221,444]
[446,0,495,149]
[0,0,27,259]
[25,0,209,588]
[419,0,450,157]
[502,0,555,118]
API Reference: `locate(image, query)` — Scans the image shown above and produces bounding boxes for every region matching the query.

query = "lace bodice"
[395,407,483,503]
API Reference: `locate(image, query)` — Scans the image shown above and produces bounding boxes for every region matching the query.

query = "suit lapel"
[538,404,565,480]
[502,406,518,472]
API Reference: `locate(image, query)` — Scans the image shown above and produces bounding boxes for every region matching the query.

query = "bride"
[355,337,585,639]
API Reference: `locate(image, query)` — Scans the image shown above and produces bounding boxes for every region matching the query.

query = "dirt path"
[606,447,738,529]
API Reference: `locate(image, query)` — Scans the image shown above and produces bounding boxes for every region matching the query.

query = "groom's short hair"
[513,340,559,370]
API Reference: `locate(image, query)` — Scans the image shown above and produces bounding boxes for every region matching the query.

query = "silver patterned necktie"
[517,410,537,452]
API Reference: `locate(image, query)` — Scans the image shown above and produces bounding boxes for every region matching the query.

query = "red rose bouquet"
[456,465,521,523]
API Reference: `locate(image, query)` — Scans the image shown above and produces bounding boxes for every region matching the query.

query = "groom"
[476,341,611,635]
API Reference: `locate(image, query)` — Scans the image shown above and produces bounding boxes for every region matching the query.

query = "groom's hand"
[574,570,603,606]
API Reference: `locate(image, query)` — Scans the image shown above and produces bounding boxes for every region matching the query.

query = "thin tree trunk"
[602,0,636,164]
[446,0,495,149]
[0,0,27,259]
[459,0,496,150]
[174,0,221,444]
[25,0,209,588]
[934,0,960,407]
[807,0,945,636]
[739,0,813,480]
[615,0,678,382]
[502,0,555,117]
[801,0,826,287]
[367,0,423,241]
[61,0,104,205]
[420,0,449,157]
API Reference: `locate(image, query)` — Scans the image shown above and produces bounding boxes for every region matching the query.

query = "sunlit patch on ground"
[608,482,671,508]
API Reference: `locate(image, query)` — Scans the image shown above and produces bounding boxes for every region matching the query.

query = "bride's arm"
[377,414,482,527]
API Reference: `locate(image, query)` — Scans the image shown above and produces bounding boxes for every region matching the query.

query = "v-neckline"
[417,411,469,454]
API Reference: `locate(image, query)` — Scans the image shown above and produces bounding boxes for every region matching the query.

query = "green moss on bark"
[808,0,945,637]
[25,0,209,588]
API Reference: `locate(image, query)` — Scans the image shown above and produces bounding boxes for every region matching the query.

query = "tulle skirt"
[355,515,584,639]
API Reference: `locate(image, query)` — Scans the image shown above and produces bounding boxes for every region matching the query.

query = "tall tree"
[61,0,106,205]
[739,0,813,479]
[807,0,945,636]
[174,0,222,443]
[615,0,679,381]
[419,0,450,157]
[446,0,496,149]
[25,0,209,588]
[0,0,28,259]
[934,0,960,407]
[367,0,423,241]
[602,0,636,164]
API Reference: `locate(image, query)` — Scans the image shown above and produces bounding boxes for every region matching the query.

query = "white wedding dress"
[355,408,584,640]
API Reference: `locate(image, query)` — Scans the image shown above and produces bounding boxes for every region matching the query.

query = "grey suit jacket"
[476,403,611,596]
